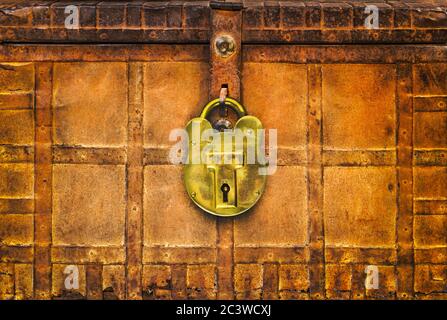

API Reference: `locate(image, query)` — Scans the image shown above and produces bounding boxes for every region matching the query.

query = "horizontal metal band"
[0,1,445,44]
[0,44,209,61]
[243,45,447,63]
[143,246,217,264]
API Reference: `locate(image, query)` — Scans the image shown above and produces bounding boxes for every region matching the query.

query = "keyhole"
[221,183,230,203]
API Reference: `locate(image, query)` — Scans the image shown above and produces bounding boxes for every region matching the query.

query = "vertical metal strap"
[396,64,414,299]
[307,64,325,299]
[126,62,144,299]
[210,4,242,300]
[34,63,53,300]
[210,9,242,99]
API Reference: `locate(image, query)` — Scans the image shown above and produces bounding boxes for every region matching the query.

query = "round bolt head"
[215,35,236,58]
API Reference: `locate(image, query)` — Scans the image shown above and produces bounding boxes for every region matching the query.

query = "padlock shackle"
[200,98,247,119]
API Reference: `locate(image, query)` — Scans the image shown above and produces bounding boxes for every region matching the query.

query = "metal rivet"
[215,35,236,58]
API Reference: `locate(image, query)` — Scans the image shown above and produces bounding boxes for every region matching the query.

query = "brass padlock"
[183,97,267,217]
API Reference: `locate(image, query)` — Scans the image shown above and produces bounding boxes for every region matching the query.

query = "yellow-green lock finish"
[184,98,267,217]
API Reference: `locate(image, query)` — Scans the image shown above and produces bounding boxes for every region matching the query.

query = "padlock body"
[184,115,267,217]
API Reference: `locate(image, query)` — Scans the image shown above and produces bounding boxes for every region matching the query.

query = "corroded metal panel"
[0,1,446,300]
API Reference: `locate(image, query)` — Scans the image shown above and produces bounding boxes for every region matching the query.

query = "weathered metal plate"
[0,1,446,300]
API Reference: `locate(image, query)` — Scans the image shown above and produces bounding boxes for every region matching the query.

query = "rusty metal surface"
[0,0,446,301]
[0,44,445,300]
[0,1,445,44]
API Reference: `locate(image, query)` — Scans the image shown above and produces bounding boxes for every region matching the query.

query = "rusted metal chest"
[0,0,446,300]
